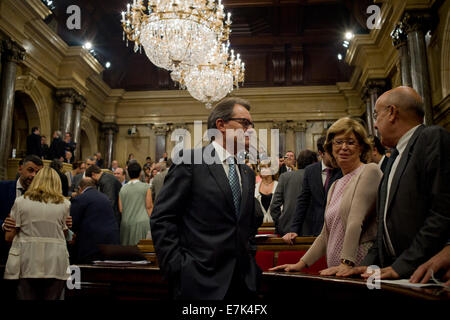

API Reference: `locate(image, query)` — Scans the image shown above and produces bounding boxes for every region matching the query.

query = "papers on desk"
[93,260,151,266]
[381,279,449,289]
[255,234,277,238]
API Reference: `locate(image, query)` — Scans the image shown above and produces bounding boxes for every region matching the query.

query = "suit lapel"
[315,163,325,199]
[386,125,424,212]
[207,148,236,214]
[238,164,250,220]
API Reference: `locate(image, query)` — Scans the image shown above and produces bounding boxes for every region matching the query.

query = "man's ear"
[388,105,399,123]
[215,118,226,133]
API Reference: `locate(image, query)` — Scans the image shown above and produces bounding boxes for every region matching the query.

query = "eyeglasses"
[373,105,392,121]
[332,139,358,147]
[228,118,254,129]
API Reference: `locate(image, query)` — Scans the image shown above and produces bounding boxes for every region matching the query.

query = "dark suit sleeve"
[101,177,120,209]
[70,196,84,233]
[269,175,285,233]
[391,127,450,277]
[290,168,312,234]
[150,161,193,278]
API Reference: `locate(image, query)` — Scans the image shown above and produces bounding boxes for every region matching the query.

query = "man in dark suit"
[150,97,261,300]
[85,165,122,226]
[344,86,450,280]
[282,136,342,243]
[270,149,318,236]
[0,155,43,262]
[70,177,120,263]
[26,127,42,157]
[95,152,104,169]
[49,130,66,161]
[70,156,96,197]
[279,151,295,174]
[370,135,388,173]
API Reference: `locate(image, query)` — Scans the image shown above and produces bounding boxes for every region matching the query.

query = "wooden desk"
[2,265,447,301]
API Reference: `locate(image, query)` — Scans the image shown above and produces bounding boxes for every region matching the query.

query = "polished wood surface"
[2,264,446,301]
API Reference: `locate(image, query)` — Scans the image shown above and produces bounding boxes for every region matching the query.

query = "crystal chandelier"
[121,0,245,108]
[121,0,231,71]
[173,44,245,108]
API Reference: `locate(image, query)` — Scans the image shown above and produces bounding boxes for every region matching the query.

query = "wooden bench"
[138,236,324,272]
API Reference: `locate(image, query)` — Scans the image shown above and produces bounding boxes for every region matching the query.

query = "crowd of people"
[0,86,449,300]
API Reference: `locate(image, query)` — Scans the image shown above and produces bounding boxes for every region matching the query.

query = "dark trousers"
[17,278,66,300]
[224,264,257,300]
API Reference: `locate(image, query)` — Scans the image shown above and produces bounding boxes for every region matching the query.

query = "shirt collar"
[212,141,235,163]
[321,160,328,172]
[16,179,24,191]
[396,124,421,155]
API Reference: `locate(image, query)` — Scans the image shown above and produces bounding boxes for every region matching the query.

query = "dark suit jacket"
[0,180,18,263]
[290,162,342,236]
[26,133,42,157]
[49,137,66,160]
[70,187,120,263]
[57,171,69,197]
[70,173,83,194]
[96,159,105,169]
[363,125,450,277]
[150,147,261,300]
[270,169,305,236]
[98,172,122,225]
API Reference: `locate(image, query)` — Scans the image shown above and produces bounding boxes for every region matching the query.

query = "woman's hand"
[319,263,353,276]
[269,260,306,272]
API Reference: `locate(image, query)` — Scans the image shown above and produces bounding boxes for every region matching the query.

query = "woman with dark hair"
[297,149,318,169]
[50,159,69,197]
[118,161,153,245]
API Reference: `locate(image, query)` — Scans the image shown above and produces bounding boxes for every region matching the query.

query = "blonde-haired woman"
[4,167,70,300]
[271,117,382,276]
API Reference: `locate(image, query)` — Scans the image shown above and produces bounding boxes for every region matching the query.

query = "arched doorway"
[11,91,41,158]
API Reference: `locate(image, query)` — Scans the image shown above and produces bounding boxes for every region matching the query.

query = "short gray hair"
[207,97,251,130]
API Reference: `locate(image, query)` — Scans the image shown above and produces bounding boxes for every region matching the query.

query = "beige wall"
[0,0,448,171]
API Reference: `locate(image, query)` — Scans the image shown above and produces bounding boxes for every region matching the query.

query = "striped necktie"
[227,156,241,217]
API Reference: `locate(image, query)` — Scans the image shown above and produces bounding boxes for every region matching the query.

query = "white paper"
[381,279,448,289]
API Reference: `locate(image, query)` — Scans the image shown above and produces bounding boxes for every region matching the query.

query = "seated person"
[271,117,382,276]
[70,178,120,263]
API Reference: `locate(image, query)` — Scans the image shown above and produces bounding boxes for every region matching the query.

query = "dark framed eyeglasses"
[228,118,254,129]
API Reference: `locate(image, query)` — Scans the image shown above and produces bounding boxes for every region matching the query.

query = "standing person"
[63,132,76,156]
[282,136,342,242]
[151,97,261,300]
[1,156,44,261]
[271,117,382,275]
[279,151,295,174]
[3,167,71,300]
[254,160,278,224]
[85,165,122,226]
[270,149,318,236]
[370,135,388,172]
[40,136,50,160]
[119,162,153,245]
[65,161,86,191]
[50,159,69,197]
[49,131,66,161]
[69,157,95,196]
[64,151,73,164]
[344,86,450,280]
[26,127,42,157]
[110,160,119,172]
[70,178,120,263]
[150,161,170,202]
[113,167,128,186]
[95,152,104,169]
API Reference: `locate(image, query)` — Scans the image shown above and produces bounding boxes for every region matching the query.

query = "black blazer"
[26,133,42,157]
[363,125,450,277]
[49,137,66,160]
[290,162,342,236]
[98,173,122,226]
[70,187,120,263]
[150,146,261,300]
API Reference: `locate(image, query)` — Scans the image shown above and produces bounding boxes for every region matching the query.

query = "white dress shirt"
[321,160,330,186]
[383,124,420,256]
[212,141,242,191]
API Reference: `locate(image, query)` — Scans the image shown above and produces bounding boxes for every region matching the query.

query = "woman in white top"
[4,167,71,300]
[254,161,278,224]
